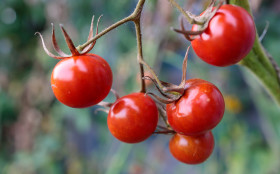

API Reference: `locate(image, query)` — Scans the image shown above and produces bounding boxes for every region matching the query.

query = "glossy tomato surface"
[167,79,225,136]
[169,132,214,164]
[107,93,158,143]
[191,5,256,66]
[51,53,112,108]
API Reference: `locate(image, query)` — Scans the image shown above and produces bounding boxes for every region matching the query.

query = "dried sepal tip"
[35,32,65,59]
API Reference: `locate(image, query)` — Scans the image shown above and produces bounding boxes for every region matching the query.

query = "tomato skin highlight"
[169,132,214,164]
[166,79,225,136]
[107,93,158,143]
[51,53,113,108]
[191,4,256,66]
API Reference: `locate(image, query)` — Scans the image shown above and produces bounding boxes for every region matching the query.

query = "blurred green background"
[0,0,280,173]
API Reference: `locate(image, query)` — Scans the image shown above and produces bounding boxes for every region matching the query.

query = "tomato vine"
[36,0,280,165]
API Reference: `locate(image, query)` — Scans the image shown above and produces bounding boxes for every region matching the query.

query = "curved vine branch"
[76,0,147,92]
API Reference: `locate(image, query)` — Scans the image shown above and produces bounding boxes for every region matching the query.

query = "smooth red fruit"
[167,79,225,136]
[51,53,112,108]
[107,93,158,143]
[169,132,214,164]
[191,4,256,66]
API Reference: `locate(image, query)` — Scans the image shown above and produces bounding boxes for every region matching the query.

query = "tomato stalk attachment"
[59,24,80,56]
[155,105,174,133]
[154,130,176,134]
[35,15,101,59]
[138,46,192,131]
[97,89,120,107]
[170,0,224,41]
[95,89,121,114]
[140,47,191,104]
[94,108,110,114]
[156,103,171,128]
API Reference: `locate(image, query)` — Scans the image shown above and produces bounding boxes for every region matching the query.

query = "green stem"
[133,0,146,93]
[76,16,132,51]
[229,0,280,106]
[76,0,146,52]
[134,20,146,93]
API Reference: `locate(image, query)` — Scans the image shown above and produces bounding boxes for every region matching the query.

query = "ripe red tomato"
[51,53,112,108]
[169,132,214,164]
[107,93,158,143]
[166,79,224,136]
[191,4,256,66]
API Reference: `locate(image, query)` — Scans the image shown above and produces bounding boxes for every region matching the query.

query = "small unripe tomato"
[167,79,225,136]
[107,93,158,143]
[51,53,112,108]
[191,4,256,66]
[169,132,214,164]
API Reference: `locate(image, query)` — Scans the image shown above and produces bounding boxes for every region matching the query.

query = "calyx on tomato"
[36,16,101,59]
[36,16,113,108]
[174,4,256,66]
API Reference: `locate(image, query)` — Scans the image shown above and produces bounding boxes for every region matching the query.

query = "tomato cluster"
[167,79,224,164]
[104,78,224,164]
[38,2,255,166]
[50,54,224,164]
